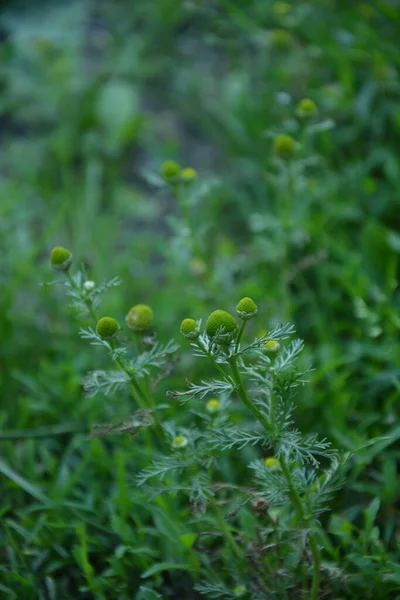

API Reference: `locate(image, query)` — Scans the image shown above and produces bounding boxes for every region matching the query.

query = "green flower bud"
[264,457,280,470]
[50,246,72,272]
[180,318,200,340]
[296,98,318,119]
[126,304,153,332]
[273,134,296,160]
[96,317,120,340]
[161,160,181,180]
[273,2,291,15]
[269,29,293,50]
[181,167,197,182]
[236,297,258,320]
[233,585,246,598]
[206,310,238,343]
[264,340,280,353]
[189,257,207,278]
[172,435,188,449]
[83,280,95,291]
[206,399,221,414]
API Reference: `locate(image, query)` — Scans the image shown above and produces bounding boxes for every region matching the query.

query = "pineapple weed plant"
[49,181,346,599]
[43,97,397,600]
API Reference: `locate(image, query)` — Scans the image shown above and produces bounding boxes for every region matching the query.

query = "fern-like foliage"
[209,423,270,452]
[83,369,130,397]
[129,340,179,377]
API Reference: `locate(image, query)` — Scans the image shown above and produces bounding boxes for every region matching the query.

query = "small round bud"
[233,585,246,598]
[189,257,207,278]
[161,160,181,180]
[296,98,318,119]
[273,2,291,16]
[126,304,153,332]
[83,280,95,291]
[269,29,293,50]
[273,134,296,160]
[50,246,72,272]
[236,297,258,320]
[96,317,120,340]
[264,340,280,353]
[264,457,280,470]
[206,399,221,414]
[180,318,200,340]
[172,435,188,449]
[181,167,197,182]
[205,310,238,343]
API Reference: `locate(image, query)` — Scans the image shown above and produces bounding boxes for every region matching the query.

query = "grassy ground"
[1,1,400,598]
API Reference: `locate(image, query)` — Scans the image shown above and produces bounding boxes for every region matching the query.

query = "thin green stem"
[65,271,97,321]
[113,353,164,441]
[195,340,234,385]
[175,182,202,257]
[209,496,243,560]
[113,355,146,410]
[228,356,271,433]
[309,536,321,600]
[228,355,321,600]
[278,454,304,523]
[235,320,246,353]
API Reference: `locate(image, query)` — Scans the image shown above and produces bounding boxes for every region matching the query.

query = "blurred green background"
[1,0,400,598]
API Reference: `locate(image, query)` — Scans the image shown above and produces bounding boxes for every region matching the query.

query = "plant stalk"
[227,355,321,600]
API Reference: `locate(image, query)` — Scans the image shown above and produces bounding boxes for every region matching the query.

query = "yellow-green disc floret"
[181,167,197,182]
[180,318,200,340]
[161,160,181,180]
[96,317,120,340]
[296,98,318,119]
[172,435,188,449]
[206,399,221,414]
[206,310,238,343]
[273,134,295,160]
[264,457,280,469]
[50,246,72,272]
[126,304,154,332]
[233,585,246,598]
[236,297,258,320]
[264,340,280,353]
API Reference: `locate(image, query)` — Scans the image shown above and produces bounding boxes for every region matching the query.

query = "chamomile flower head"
[264,340,280,353]
[273,134,296,160]
[172,435,188,449]
[96,317,120,340]
[126,304,153,332]
[50,246,72,272]
[296,98,318,119]
[233,585,246,598]
[236,297,258,320]
[181,167,197,182]
[206,399,221,414]
[180,318,200,340]
[161,160,181,180]
[206,310,238,343]
[264,457,280,469]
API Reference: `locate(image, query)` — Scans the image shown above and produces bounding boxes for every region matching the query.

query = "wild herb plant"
[139,298,347,599]
[49,244,347,598]
[49,246,178,440]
